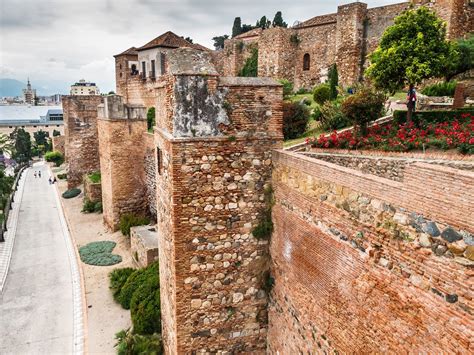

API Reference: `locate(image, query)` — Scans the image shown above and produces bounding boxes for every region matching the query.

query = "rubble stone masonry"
[268,150,474,353]
[62,95,103,188]
[153,53,283,352]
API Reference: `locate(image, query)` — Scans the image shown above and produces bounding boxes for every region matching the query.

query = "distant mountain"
[0,79,25,97]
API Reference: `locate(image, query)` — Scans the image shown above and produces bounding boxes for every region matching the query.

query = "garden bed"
[308,112,474,155]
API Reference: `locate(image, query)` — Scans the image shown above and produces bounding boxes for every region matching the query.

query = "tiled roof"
[113,47,138,57]
[137,31,204,51]
[233,28,263,39]
[294,13,337,28]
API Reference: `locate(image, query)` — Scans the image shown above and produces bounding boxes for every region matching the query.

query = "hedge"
[393,108,474,126]
[62,188,81,199]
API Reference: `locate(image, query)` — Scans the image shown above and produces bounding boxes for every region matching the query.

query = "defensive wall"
[268,149,474,353]
[221,0,474,89]
[60,25,474,353]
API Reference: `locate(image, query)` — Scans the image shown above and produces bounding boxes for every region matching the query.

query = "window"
[120,72,122,78]
[160,53,166,75]
[119,64,122,70]
[131,64,138,75]
[151,60,156,78]
[303,53,310,71]
[142,61,146,78]
[157,147,163,175]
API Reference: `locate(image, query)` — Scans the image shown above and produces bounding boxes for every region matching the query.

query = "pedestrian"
[34,172,37,178]
[48,177,52,184]
[53,177,57,184]
[38,171,41,178]
[406,84,417,122]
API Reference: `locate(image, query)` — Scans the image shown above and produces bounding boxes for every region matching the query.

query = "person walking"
[38,171,41,178]
[34,172,37,178]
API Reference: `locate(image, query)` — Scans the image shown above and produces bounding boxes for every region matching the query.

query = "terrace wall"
[268,150,474,353]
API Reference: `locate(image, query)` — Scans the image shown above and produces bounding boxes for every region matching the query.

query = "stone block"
[130,225,158,268]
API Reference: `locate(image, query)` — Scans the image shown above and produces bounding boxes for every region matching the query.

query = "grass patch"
[289,93,318,111]
[120,213,150,237]
[79,241,122,266]
[57,173,67,180]
[82,199,103,213]
[62,188,81,199]
[389,91,407,101]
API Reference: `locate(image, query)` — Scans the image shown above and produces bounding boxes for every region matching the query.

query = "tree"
[108,91,115,95]
[256,16,270,29]
[34,130,49,146]
[272,11,288,28]
[445,34,474,81]
[328,64,339,100]
[181,36,193,43]
[232,17,242,38]
[238,48,258,77]
[241,24,254,34]
[147,107,156,132]
[366,7,457,94]
[10,128,32,163]
[0,133,13,155]
[212,35,229,50]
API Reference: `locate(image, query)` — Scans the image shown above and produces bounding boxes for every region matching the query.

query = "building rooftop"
[137,31,206,51]
[113,47,139,57]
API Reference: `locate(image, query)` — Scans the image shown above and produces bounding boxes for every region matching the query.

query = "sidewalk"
[53,167,133,354]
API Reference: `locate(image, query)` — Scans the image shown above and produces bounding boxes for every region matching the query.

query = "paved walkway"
[0,163,83,354]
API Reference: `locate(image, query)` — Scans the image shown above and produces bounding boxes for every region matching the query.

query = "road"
[0,163,81,354]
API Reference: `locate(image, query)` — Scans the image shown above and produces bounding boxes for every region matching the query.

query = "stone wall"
[97,96,148,230]
[62,95,103,188]
[144,132,157,219]
[130,226,158,268]
[51,135,65,156]
[217,1,472,89]
[84,176,102,203]
[154,66,283,353]
[304,152,474,181]
[268,150,474,353]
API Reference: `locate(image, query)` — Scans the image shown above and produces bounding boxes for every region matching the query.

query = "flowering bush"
[307,113,474,154]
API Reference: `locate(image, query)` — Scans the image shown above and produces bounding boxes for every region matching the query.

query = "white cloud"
[0,0,402,95]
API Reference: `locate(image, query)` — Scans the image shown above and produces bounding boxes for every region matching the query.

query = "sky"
[0,0,402,95]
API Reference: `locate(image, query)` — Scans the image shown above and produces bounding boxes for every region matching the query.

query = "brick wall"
[268,150,474,353]
[97,96,148,230]
[62,95,103,188]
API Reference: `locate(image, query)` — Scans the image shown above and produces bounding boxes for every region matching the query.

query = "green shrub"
[282,102,310,140]
[313,84,331,105]
[117,262,159,310]
[57,173,67,180]
[238,48,258,77]
[295,87,308,95]
[115,329,163,355]
[341,86,386,135]
[147,107,156,133]
[130,272,161,334]
[79,241,122,266]
[421,81,457,97]
[44,151,64,167]
[109,268,136,302]
[82,199,103,213]
[119,213,150,237]
[393,108,474,126]
[88,171,101,183]
[278,79,294,98]
[319,101,350,131]
[252,186,274,240]
[62,188,81,199]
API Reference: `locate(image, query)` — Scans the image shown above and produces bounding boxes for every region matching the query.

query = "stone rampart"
[144,132,157,219]
[97,96,148,230]
[62,95,103,188]
[268,149,474,353]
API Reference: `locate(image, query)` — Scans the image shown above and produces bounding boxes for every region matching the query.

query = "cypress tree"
[232,17,242,38]
[272,11,288,28]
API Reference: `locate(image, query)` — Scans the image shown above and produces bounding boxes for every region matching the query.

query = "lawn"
[288,93,318,111]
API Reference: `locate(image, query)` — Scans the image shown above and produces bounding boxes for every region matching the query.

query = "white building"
[70,79,100,96]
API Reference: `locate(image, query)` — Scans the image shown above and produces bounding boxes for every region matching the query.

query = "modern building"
[22,78,36,105]
[70,79,100,96]
[0,108,64,135]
